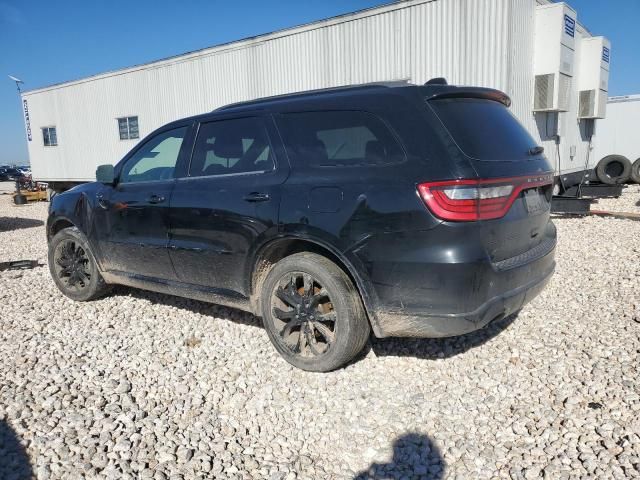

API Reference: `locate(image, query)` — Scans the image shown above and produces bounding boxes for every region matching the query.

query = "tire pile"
[595,155,640,185]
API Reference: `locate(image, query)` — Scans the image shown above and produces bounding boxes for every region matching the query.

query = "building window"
[42,127,57,146]
[118,116,139,140]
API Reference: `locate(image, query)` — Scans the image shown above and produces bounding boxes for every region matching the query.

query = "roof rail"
[215,80,412,112]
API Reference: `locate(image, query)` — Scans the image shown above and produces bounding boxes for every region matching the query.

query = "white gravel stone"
[0,186,639,479]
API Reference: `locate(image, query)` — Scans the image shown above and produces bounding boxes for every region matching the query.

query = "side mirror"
[96,164,115,185]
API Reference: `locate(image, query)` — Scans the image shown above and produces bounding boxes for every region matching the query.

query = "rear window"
[277,111,404,167]
[430,98,539,161]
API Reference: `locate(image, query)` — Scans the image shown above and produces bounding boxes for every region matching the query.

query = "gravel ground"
[591,184,640,213]
[1,188,639,480]
[0,182,18,194]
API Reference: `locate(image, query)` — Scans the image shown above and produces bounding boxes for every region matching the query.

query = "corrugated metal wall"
[23,0,594,182]
[592,98,640,163]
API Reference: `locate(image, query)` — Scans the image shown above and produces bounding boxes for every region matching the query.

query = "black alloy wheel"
[260,252,370,372]
[48,227,110,301]
[53,239,92,292]
[271,272,336,357]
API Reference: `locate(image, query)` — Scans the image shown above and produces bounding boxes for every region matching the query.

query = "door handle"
[148,194,166,204]
[243,192,270,203]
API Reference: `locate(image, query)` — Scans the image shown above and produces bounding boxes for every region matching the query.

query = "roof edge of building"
[22,0,435,96]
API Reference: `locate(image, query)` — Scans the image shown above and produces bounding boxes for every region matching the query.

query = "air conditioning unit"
[533,3,577,112]
[577,36,610,119]
[579,90,596,118]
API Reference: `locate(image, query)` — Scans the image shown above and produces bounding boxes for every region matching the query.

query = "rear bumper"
[374,257,554,337]
[365,228,556,338]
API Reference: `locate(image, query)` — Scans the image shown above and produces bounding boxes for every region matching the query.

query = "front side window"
[119,126,187,183]
[118,116,139,140]
[42,127,57,146]
[276,111,404,167]
[189,117,274,177]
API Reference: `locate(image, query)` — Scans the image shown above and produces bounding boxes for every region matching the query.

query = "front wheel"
[48,227,111,301]
[260,252,370,372]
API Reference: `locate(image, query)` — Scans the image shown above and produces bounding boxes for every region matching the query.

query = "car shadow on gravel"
[353,432,444,479]
[111,286,263,329]
[0,419,33,480]
[369,312,518,360]
[0,217,44,232]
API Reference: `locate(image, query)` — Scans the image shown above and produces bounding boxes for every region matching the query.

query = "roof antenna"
[425,77,448,86]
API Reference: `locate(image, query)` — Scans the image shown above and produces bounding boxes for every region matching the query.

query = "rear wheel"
[596,155,632,185]
[48,227,110,301]
[260,252,370,372]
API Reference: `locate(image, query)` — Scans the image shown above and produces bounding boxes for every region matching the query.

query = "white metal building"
[20,0,611,189]
[591,95,640,167]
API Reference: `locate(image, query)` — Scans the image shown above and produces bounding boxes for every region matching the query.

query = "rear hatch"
[419,88,554,263]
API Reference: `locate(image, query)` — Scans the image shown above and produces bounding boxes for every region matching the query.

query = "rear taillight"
[417,174,553,221]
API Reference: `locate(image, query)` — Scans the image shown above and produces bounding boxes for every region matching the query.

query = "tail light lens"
[417,174,553,221]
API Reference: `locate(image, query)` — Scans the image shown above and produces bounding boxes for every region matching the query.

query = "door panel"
[95,181,176,279]
[168,115,288,295]
[93,125,191,280]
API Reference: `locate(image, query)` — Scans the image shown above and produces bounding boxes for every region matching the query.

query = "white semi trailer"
[591,95,640,184]
[19,0,611,193]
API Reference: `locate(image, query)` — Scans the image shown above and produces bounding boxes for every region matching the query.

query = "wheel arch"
[47,216,76,241]
[249,235,383,336]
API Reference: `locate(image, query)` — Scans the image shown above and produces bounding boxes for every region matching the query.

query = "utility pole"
[8,75,27,205]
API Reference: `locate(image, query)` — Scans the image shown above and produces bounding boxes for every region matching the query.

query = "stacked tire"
[631,158,640,184]
[595,155,633,185]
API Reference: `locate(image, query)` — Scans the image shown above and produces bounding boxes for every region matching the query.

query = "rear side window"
[189,117,274,177]
[277,111,404,167]
[430,98,539,161]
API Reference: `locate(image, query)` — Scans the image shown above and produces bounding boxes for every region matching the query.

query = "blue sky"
[1,0,638,165]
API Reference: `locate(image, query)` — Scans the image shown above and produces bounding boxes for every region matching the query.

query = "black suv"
[47,82,556,371]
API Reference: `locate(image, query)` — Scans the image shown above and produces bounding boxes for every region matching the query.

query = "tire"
[631,158,640,184]
[48,226,111,301]
[596,155,632,185]
[260,252,370,372]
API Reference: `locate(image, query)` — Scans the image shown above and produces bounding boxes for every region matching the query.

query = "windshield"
[430,98,540,161]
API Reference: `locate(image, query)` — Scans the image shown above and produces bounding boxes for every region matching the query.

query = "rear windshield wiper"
[528,146,544,156]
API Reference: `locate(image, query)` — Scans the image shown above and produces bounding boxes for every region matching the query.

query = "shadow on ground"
[354,432,444,479]
[0,419,33,480]
[110,288,517,361]
[0,217,44,232]
[111,286,262,329]
[370,312,518,360]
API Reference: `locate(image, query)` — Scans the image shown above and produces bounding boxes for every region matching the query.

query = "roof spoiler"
[424,86,512,107]
[425,77,448,85]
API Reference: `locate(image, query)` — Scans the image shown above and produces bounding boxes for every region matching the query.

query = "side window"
[189,117,274,177]
[118,116,140,140]
[42,127,58,146]
[120,126,187,183]
[276,111,404,167]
